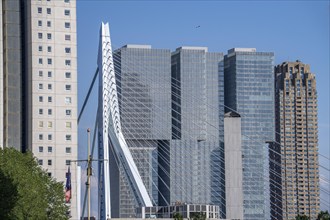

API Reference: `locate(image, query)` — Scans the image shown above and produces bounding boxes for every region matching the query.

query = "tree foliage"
[173,212,183,220]
[318,210,330,220]
[0,147,69,220]
[295,214,310,220]
[190,212,206,220]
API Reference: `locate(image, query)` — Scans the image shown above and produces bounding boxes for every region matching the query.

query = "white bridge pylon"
[98,22,153,219]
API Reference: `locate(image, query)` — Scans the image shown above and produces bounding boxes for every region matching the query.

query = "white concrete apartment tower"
[24,0,78,218]
[0,0,78,218]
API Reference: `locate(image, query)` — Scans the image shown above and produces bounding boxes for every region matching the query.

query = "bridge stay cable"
[78,67,99,123]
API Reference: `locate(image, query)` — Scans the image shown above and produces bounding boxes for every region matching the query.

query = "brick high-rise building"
[273,60,320,219]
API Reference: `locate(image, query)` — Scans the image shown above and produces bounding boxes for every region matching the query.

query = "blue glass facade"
[171,47,225,217]
[112,45,226,218]
[113,45,171,217]
[224,48,275,220]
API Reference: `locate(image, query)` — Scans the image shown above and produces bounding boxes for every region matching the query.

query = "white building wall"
[224,113,244,219]
[26,0,77,219]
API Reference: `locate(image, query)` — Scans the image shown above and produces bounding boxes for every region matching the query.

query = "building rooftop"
[176,46,208,52]
[123,44,152,49]
[228,48,256,54]
[224,111,241,118]
[227,48,256,57]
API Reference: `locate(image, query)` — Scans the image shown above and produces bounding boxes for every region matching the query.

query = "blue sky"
[77,1,330,213]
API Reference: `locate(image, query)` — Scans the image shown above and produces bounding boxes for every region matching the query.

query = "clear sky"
[77,0,330,214]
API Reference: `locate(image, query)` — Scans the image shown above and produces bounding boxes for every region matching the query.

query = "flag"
[65,167,72,203]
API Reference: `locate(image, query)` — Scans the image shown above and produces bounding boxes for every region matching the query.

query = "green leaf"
[0,148,69,220]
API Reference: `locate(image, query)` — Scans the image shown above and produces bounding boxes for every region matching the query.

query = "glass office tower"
[113,45,171,218]
[113,45,225,218]
[171,47,225,217]
[224,48,275,220]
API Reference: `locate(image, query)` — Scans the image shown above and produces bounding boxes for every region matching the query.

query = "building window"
[65,34,71,41]
[65,72,71,78]
[39,70,43,77]
[39,109,43,115]
[65,60,71,66]
[66,160,71,165]
[48,160,52,166]
[47,33,52,40]
[47,21,51,27]
[301,67,305,74]
[48,146,52,153]
[66,135,72,141]
[64,10,70,16]
[65,85,71,91]
[39,121,44,128]
[66,109,72,116]
[38,160,43,165]
[39,83,43,89]
[47,46,52,52]
[48,71,52,77]
[38,20,42,26]
[38,33,42,39]
[48,96,52,103]
[39,146,44,152]
[48,109,52,115]
[65,147,71,153]
[65,22,71,28]
[48,84,52,90]
[47,58,52,65]
[65,97,72,104]
[48,121,53,128]
[39,58,43,64]
[48,134,52,141]
[66,122,72,128]
[39,134,43,140]
[39,96,43,102]
[38,46,43,52]
[64,0,70,3]
[48,172,52,177]
[38,7,42,13]
[47,8,51,14]
[65,47,71,53]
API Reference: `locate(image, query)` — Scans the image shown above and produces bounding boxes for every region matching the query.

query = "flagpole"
[70,127,107,220]
[87,128,91,220]
[75,128,92,220]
